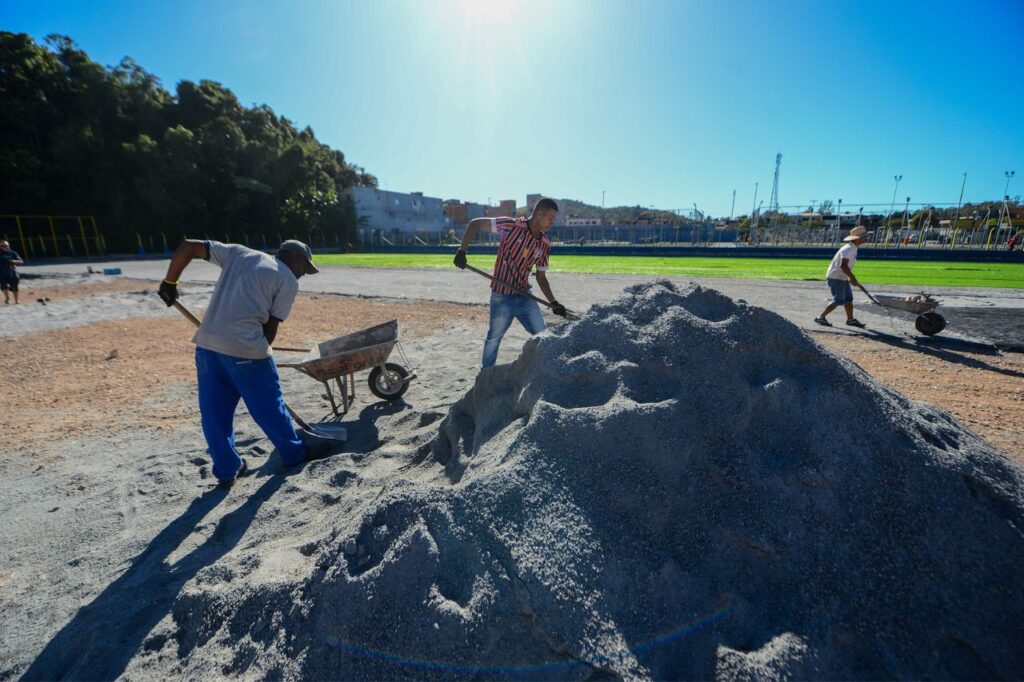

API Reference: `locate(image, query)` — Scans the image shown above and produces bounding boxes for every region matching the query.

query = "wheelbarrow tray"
[281,320,398,382]
[871,294,940,315]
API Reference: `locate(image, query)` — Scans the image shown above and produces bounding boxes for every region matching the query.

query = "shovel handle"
[463,264,581,321]
[857,283,880,305]
[173,300,202,327]
[171,300,310,353]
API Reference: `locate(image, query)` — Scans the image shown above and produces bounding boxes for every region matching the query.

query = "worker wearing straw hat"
[815,226,872,329]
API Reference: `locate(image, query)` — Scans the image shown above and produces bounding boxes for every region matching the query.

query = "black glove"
[158,279,178,307]
[453,250,467,269]
[550,301,567,317]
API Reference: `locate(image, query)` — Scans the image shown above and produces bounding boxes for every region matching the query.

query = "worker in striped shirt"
[454,197,568,368]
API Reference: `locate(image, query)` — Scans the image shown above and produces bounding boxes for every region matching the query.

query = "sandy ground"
[4,278,1020,464]
[0,274,1021,678]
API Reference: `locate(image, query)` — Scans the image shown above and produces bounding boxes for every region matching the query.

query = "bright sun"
[453,0,533,27]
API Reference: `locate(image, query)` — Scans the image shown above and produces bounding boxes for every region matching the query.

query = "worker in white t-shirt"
[158,239,330,488]
[814,226,872,329]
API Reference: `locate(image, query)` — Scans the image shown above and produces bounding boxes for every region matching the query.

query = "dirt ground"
[1,283,485,460]
[814,332,1024,461]
[3,280,1022,464]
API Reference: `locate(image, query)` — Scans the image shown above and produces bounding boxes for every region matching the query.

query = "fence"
[359,218,1023,252]
[0,217,363,259]
[4,213,1020,259]
[0,215,106,258]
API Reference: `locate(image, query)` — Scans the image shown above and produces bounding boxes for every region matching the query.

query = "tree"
[0,32,376,252]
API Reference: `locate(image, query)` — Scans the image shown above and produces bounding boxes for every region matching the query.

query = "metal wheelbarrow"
[277,320,416,415]
[859,286,946,336]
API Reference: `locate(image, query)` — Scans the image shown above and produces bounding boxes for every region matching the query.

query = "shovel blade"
[285,403,348,441]
[305,423,348,442]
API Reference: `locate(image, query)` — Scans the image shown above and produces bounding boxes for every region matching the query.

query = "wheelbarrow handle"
[463,264,581,321]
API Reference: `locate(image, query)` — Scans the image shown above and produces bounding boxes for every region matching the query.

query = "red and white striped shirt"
[490,217,550,295]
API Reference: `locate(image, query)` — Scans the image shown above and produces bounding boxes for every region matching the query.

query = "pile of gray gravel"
[156,281,1024,679]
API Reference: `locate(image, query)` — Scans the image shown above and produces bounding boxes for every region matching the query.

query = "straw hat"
[843,226,873,242]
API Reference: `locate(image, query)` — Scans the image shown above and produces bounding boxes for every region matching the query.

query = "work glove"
[453,250,467,269]
[550,301,567,317]
[158,279,179,307]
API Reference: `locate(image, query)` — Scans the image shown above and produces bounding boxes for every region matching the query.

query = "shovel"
[170,300,345,441]
[463,264,582,321]
[856,283,880,305]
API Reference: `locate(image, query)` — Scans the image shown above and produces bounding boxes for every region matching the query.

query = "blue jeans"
[481,291,546,368]
[195,348,307,480]
[827,278,853,304]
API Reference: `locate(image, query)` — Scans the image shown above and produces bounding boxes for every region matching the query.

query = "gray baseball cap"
[277,240,319,274]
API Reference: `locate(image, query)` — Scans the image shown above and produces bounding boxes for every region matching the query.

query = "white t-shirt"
[826,242,858,281]
[192,241,300,359]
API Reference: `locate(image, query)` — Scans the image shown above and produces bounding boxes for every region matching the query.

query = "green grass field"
[314,253,1024,289]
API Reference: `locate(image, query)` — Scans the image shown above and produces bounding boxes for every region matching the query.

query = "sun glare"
[453,0,534,27]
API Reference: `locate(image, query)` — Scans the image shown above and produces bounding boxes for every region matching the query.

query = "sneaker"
[845,318,866,328]
[216,458,250,489]
[813,316,832,327]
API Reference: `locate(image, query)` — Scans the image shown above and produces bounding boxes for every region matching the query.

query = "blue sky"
[4,0,1023,216]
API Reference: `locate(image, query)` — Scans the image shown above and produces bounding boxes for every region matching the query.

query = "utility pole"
[997,171,1016,244]
[837,198,843,235]
[887,175,903,245]
[730,189,736,220]
[750,182,759,242]
[768,153,782,213]
[951,172,967,248]
[602,190,606,209]
[901,196,911,247]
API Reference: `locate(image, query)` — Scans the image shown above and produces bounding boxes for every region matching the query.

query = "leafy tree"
[0,32,376,253]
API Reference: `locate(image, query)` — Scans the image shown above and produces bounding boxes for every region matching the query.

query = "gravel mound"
[142,281,1024,679]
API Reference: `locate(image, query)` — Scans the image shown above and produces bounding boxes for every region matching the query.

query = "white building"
[344,187,447,234]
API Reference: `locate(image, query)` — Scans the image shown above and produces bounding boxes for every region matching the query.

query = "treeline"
[0,32,376,254]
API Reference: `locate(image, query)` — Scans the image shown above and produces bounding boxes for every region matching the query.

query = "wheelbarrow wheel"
[368,363,410,400]
[915,312,946,336]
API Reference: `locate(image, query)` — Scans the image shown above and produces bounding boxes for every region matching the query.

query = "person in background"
[453,197,567,368]
[158,238,332,488]
[815,226,872,329]
[0,240,24,304]
[1008,234,1019,252]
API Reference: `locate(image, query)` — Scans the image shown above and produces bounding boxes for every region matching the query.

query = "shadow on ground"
[810,325,1024,380]
[21,472,287,681]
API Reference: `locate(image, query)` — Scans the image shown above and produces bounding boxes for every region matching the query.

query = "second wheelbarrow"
[859,286,947,336]
[278,319,416,415]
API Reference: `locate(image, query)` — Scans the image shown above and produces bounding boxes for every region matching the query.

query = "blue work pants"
[195,347,307,480]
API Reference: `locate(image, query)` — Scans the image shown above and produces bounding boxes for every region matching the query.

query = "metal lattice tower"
[768,153,782,213]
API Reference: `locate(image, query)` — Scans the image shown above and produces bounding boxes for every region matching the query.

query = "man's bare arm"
[164,239,209,282]
[840,258,858,286]
[458,218,491,251]
[535,271,556,304]
[263,317,281,344]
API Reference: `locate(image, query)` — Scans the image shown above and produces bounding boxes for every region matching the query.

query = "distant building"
[443,200,486,226]
[344,187,446,234]
[526,194,542,212]
[484,199,517,218]
[565,217,602,226]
